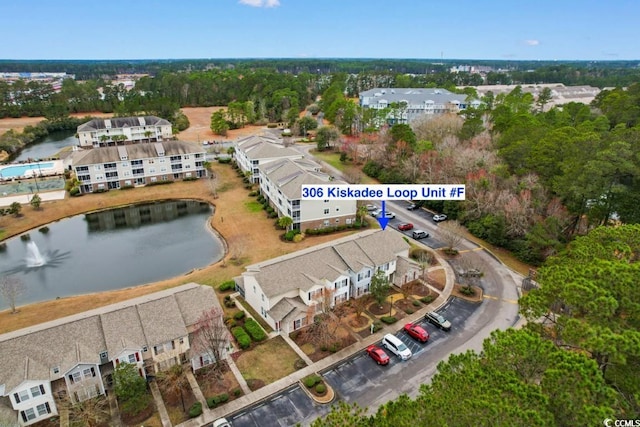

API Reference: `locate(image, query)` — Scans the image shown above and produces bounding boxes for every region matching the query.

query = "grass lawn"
[244,200,263,213]
[235,336,303,386]
[311,150,377,184]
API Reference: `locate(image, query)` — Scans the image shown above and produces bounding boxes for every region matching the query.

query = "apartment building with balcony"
[234,134,303,183]
[259,158,357,231]
[67,140,206,193]
[359,88,480,125]
[235,230,420,334]
[76,116,173,148]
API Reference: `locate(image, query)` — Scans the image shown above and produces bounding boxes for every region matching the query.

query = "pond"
[11,131,76,162]
[0,200,224,308]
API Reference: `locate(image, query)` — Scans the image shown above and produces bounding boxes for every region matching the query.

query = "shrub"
[183,176,199,181]
[268,211,278,218]
[219,280,236,291]
[303,374,321,388]
[224,295,231,302]
[120,184,135,190]
[460,286,476,296]
[284,230,300,241]
[267,123,278,128]
[248,191,258,197]
[206,397,217,408]
[20,234,31,241]
[380,316,397,324]
[420,295,435,304]
[372,321,383,332]
[225,319,237,328]
[69,186,81,196]
[315,383,327,395]
[329,343,339,352]
[405,309,414,315]
[145,180,174,186]
[188,402,202,418]
[233,388,242,397]
[292,233,305,243]
[217,157,232,164]
[233,311,246,321]
[244,318,267,341]
[224,299,236,308]
[231,327,251,349]
[412,300,421,307]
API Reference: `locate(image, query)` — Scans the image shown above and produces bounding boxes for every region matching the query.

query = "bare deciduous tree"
[62,395,110,427]
[456,255,483,292]
[439,220,465,254]
[0,276,25,314]
[191,307,230,376]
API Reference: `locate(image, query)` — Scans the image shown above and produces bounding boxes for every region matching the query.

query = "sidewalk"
[176,242,455,427]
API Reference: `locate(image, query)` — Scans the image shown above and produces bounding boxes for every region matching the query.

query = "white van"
[381,334,412,360]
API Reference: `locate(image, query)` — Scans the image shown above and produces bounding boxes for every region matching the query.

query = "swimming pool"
[0,162,54,179]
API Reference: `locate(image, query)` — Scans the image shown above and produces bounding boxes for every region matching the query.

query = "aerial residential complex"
[234,134,357,231]
[66,140,207,194]
[0,284,221,426]
[76,116,173,148]
[359,87,480,124]
[235,230,421,335]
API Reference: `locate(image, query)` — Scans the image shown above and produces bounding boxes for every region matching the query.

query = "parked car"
[212,418,232,427]
[365,204,378,212]
[425,311,452,331]
[370,209,380,217]
[412,230,429,239]
[398,223,414,231]
[366,344,390,365]
[403,323,429,343]
[377,211,396,219]
[381,334,412,360]
[406,203,418,210]
[433,214,448,222]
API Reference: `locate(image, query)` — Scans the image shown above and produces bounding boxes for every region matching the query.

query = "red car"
[366,344,390,365]
[403,323,429,343]
[398,223,414,231]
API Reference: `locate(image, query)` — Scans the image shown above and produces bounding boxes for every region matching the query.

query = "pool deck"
[0,159,64,180]
[0,190,66,207]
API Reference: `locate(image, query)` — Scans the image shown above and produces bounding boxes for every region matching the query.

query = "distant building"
[67,140,206,193]
[359,87,480,125]
[76,116,173,148]
[470,83,601,109]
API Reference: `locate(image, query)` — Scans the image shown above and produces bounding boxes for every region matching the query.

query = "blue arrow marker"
[377,200,389,230]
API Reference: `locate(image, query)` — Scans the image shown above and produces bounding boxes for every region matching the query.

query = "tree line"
[311,225,640,426]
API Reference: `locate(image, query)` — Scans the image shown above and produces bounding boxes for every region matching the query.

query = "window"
[261,293,264,302]
[22,408,36,422]
[36,403,50,416]
[128,354,136,363]
[324,209,330,214]
[72,371,82,383]
[143,346,148,352]
[154,345,164,355]
[179,338,184,344]
[30,386,42,398]
[53,367,59,374]
[18,390,30,402]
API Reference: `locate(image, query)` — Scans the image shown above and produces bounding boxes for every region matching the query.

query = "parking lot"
[227,299,480,426]
[229,385,333,427]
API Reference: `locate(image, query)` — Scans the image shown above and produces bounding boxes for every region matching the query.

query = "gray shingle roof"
[261,158,344,199]
[71,140,204,166]
[360,87,467,105]
[136,297,188,346]
[0,283,213,393]
[267,297,307,322]
[236,136,301,161]
[77,116,171,132]
[242,230,410,300]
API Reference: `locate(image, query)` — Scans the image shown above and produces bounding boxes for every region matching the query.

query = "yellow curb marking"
[483,294,519,304]
[457,247,484,254]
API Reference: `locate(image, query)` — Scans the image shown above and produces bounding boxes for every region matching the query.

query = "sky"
[1,0,639,61]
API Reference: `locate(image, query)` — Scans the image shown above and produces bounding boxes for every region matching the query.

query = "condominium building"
[76,116,173,148]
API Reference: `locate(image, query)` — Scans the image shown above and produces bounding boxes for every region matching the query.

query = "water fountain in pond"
[25,241,46,267]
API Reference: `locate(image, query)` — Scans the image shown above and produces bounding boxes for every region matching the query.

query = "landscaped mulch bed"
[195,361,243,402]
[367,301,392,316]
[394,298,418,314]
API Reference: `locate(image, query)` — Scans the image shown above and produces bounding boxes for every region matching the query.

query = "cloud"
[239,0,280,7]
[524,39,540,46]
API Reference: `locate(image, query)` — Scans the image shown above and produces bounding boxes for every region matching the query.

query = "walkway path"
[226,357,252,396]
[175,239,456,427]
[149,381,172,427]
